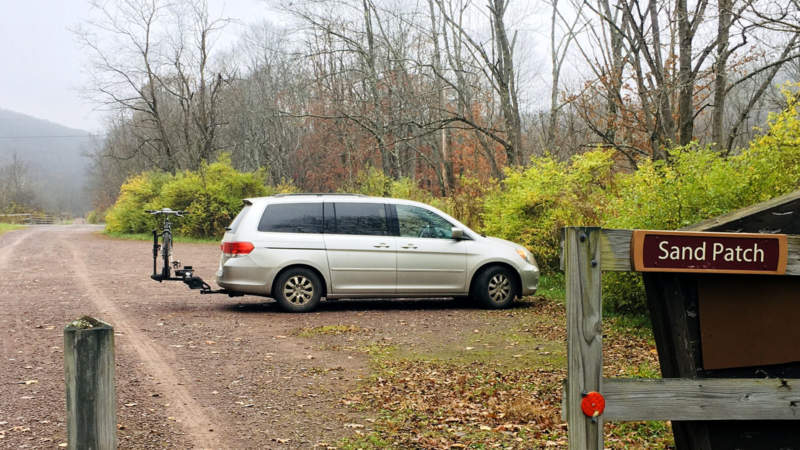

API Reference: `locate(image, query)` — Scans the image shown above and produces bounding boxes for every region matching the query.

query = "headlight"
[516,248,535,265]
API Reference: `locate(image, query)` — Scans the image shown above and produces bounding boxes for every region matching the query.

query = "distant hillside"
[0,108,96,215]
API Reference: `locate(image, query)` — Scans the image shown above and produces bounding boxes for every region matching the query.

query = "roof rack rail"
[271,193,368,197]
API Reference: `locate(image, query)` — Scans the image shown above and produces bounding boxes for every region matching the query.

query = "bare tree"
[0,154,38,212]
[437,0,503,178]
[77,0,231,172]
[220,23,309,183]
[434,0,524,166]
[427,0,454,193]
[565,0,799,162]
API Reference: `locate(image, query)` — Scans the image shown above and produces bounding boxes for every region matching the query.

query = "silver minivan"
[216,194,539,312]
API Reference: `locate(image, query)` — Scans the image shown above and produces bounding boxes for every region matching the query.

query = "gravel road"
[0,225,495,449]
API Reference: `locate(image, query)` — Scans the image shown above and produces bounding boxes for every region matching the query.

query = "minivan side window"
[258,203,323,233]
[396,204,453,239]
[331,203,390,236]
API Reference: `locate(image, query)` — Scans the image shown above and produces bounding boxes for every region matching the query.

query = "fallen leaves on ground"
[342,356,567,447]
[339,297,672,449]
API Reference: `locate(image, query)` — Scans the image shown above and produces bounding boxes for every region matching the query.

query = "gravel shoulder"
[0,225,664,448]
[0,225,515,448]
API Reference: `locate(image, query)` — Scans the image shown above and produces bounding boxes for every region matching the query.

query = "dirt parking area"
[0,225,668,449]
[3,225,575,449]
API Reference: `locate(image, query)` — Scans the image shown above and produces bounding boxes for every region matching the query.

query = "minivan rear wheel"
[274,268,322,313]
[472,266,518,309]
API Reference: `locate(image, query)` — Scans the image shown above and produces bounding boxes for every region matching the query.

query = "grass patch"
[537,272,565,302]
[392,320,566,370]
[330,297,671,448]
[337,432,391,449]
[606,311,654,341]
[606,421,674,448]
[102,230,219,244]
[0,223,25,235]
[296,324,367,338]
[620,361,662,379]
[339,359,568,448]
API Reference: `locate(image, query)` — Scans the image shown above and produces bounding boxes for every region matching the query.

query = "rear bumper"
[215,255,274,296]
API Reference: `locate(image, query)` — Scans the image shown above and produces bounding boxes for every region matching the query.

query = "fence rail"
[562,226,800,449]
[0,213,63,224]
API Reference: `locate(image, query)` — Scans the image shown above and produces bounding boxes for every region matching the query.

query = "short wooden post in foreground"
[564,227,603,449]
[64,316,116,450]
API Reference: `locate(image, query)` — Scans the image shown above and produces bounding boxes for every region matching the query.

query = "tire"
[472,266,518,309]
[453,295,477,307]
[274,268,322,313]
[161,231,172,279]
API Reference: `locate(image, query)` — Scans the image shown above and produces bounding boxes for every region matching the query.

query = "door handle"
[401,244,418,249]
[373,243,390,248]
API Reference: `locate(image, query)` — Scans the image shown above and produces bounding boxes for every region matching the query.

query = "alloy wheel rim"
[487,273,511,303]
[283,275,314,305]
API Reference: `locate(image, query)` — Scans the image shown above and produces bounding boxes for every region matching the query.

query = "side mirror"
[451,227,465,240]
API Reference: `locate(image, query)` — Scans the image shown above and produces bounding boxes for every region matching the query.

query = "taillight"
[221,241,255,256]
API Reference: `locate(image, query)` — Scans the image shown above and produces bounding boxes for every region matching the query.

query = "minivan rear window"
[227,205,251,233]
[258,203,323,233]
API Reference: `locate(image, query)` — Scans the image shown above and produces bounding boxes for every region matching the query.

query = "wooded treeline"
[80,0,800,214]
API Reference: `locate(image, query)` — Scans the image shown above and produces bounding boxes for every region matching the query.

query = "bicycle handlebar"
[145,208,188,216]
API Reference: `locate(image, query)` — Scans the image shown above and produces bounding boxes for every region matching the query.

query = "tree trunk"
[677,0,695,146]
[548,0,560,147]
[428,0,452,194]
[711,0,732,150]
[490,0,523,166]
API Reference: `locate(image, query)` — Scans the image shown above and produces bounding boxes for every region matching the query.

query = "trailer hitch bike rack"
[147,208,234,295]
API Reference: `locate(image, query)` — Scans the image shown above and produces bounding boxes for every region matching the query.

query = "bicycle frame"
[146,208,215,292]
[150,211,177,282]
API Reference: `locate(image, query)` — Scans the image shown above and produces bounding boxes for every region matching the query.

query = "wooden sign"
[632,230,788,274]
[699,276,800,369]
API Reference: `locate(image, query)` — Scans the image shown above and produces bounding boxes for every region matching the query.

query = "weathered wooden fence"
[0,213,60,224]
[562,227,800,449]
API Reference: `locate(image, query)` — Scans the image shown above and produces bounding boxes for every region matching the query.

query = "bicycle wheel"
[162,231,172,279]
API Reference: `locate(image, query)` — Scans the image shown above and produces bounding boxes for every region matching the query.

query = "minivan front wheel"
[274,268,322,313]
[473,266,518,309]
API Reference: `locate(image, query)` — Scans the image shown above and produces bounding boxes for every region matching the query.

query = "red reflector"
[222,242,254,255]
[581,391,605,418]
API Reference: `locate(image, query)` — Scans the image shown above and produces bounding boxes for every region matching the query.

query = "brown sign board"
[699,276,800,370]
[632,230,788,275]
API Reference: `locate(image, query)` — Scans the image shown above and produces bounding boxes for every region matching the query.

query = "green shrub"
[344,166,495,231]
[159,156,274,237]
[601,90,800,313]
[104,154,286,239]
[105,171,172,234]
[86,208,109,224]
[480,88,800,314]
[482,149,616,270]
[431,176,495,232]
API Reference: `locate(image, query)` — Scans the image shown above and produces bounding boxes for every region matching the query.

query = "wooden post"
[562,227,800,448]
[565,227,603,449]
[64,316,116,450]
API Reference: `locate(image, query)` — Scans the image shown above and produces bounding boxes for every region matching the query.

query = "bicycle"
[147,208,211,291]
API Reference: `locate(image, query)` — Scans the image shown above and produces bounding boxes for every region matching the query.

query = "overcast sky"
[0,1,548,135]
[0,0,269,134]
